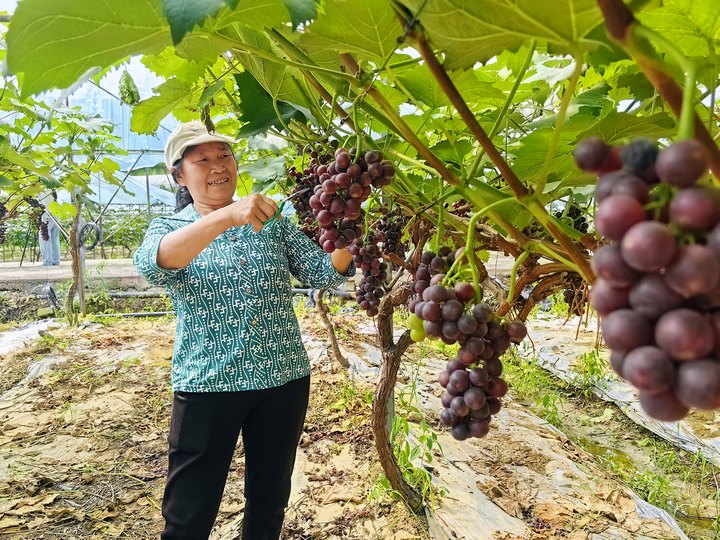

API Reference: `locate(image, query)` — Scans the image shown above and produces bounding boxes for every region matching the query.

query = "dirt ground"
[0,304,702,540]
[0,317,427,540]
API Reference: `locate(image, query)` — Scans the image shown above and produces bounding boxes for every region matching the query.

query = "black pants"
[160,375,311,540]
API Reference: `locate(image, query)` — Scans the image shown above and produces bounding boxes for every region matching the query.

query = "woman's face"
[175,142,238,208]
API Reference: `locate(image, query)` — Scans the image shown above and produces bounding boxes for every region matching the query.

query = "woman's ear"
[171,166,186,186]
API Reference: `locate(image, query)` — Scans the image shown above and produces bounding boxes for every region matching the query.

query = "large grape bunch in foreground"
[406,249,527,440]
[578,137,720,421]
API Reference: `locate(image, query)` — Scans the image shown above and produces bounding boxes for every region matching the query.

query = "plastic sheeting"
[519,322,720,468]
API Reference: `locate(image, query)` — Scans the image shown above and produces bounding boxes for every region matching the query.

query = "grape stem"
[535,53,583,196]
[467,41,537,182]
[339,53,462,186]
[464,199,514,303]
[405,27,528,198]
[434,180,445,252]
[506,251,529,307]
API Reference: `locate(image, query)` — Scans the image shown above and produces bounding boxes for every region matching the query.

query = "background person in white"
[37,190,60,266]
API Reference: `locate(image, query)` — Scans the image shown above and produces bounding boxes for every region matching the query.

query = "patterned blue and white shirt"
[133,204,354,392]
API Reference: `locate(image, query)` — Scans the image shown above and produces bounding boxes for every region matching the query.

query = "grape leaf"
[639,0,720,58]
[198,79,226,109]
[430,140,474,168]
[173,1,292,62]
[237,155,287,185]
[397,0,604,70]
[130,78,196,134]
[229,27,307,106]
[162,0,238,44]
[283,0,319,28]
[7,0,171,97]
[299,0,403,61]
[579,112,676,144]
[234,72,307,137]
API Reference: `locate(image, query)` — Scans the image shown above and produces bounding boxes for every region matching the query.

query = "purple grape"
[621,221,677,272]
[656,139,709,187]
[628,274,683,321]
[655,308,714,361]
[621,346,674,394]
[664,245,720,298]
[675,360,720,410]
[589,279,629,316]
[638,389,689,421]
[591,244,639,288]
[595,195,646,241]
[601,309,653,353]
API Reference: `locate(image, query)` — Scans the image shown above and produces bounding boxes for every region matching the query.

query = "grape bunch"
[577,136,720,421]
[350,232,388,317]
[408,248,456,318]
[0,202,6,245]
[39,219,50,241]
[522,220,547,240]
[308,148,395,253]
[406,279,527,440]
[287,145,335,242]
[554,205,589,234]
[377,208,408,259]
[25,207,47,241]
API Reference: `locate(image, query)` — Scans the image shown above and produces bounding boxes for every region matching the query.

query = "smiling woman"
[133,121,354,540]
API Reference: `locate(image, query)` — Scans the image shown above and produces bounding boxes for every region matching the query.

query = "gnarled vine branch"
[372,282,422,512]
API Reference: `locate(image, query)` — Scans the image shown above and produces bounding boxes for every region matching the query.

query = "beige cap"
[164,121,237,170]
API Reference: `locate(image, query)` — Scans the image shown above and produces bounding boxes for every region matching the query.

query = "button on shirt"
[133,204,354,392]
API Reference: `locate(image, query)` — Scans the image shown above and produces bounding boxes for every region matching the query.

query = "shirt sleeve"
[133,218,184,287]
[280,218,356,289]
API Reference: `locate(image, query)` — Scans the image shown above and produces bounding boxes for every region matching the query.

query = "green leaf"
[395,65,451,109]
[579,112,676,144]
[119,71,141,105]
[512,114,598,184]
[198,79,226,109]
[141,45,212,81]
[397,0,604,69]
[47,201,77,219]
[283,0,319,28]
[234,72,307,137]
[173,1,292,61]
[229,27,307,105]
[163,0,238,44]
[639,0,720,59]
[300,0,403,61]
[130,78,196,134]
[0,176,13,188]
[429,140,474,167]
[237,155,287,185]
[7,0,171,97]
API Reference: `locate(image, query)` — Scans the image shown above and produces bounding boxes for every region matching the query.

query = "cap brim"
[166,133,237,170]
[185,132,237,147]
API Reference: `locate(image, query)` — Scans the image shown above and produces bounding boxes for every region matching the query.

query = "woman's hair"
[171,143,234,213]
[172,156,193,212]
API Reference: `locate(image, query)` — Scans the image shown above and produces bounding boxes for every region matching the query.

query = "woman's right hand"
[223,194,279,232]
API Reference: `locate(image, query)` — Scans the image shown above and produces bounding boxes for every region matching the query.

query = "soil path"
[0,313,689,539]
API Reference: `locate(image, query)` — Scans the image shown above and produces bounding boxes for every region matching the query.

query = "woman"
[134,121,354,540]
